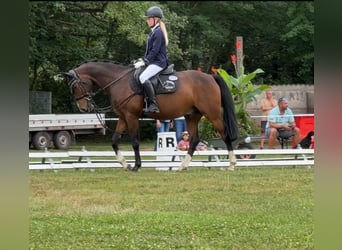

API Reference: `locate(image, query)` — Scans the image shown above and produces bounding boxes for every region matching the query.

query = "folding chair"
[277,129,294,149]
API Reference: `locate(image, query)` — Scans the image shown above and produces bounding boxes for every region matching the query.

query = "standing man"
[154,119,171,151]
[265,97,301,149]
[173,116,187,143]
[259,90,277,149]
[156,119,171,133]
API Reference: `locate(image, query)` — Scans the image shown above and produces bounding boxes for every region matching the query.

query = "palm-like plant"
[217,66,270,137]
[199,63,270,140]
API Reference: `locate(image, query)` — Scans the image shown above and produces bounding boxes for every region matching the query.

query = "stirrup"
[145,104,160,113]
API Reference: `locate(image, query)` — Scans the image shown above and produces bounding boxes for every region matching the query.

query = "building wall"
[246,84,314,118]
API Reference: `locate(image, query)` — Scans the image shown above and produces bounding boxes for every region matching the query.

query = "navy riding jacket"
[143,24,168,69]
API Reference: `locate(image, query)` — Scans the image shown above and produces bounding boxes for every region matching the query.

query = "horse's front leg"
[112,132,130,170]
[112,119,129,170]
[127,133,141,172]
[125,118,141,172]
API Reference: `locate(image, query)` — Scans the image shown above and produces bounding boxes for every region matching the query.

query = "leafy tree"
[29,1,314,115]
[280,2,314,83]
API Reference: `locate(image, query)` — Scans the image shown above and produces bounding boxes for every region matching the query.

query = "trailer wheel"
[236,143,256,159]
[54,131,72,150]
[32,132,52,150]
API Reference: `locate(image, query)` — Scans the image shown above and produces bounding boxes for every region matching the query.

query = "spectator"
[259,90,277,149]
[177,131,207,151]
[177,131,190,151]
[154,119,171,150]
[156,119,171,133]
[265,97,301,149]
[173,116,187,142]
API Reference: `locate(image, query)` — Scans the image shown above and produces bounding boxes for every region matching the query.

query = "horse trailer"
[29,113,106,150]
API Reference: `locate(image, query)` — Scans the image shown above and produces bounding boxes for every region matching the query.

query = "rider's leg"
[139,64,163,113]
[142,80,159,113]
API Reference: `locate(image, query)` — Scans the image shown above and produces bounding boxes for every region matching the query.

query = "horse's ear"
[59,72,74,83]
[62,72,73,78]
[53,73,69,83]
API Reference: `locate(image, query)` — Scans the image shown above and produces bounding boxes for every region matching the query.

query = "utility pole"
[235,36,243,77]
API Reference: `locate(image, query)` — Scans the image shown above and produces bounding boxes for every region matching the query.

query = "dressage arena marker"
[156,132,178,162]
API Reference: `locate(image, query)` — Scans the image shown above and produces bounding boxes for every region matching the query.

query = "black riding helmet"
[143,6,163,19]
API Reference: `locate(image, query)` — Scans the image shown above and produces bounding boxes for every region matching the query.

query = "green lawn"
[29,167,313,249]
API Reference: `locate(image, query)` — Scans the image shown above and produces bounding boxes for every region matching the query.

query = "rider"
[134,6,169,113]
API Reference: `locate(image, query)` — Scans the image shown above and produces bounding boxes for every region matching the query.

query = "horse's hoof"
[227,165,235,171]
[126,164,135,171]
[127,165,140,172]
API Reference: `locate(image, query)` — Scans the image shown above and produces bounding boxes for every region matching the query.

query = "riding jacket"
[143,23,168,69]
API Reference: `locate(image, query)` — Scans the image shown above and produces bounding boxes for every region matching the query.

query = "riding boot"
[143,80,160,113]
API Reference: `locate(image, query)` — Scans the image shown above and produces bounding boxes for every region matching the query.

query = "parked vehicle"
[29,113,106,150]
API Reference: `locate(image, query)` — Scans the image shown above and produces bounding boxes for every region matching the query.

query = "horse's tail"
[212,74,239,141]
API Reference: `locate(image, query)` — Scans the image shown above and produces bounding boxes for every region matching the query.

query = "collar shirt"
[266,106,295,128]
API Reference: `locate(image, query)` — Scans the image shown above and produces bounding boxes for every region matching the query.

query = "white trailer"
[29,113,106,150]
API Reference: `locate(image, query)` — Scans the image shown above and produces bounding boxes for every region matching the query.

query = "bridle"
[67,70,94,101]
[66,67,137,113]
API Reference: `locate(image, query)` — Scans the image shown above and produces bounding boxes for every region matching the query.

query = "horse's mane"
[73,59,128,69]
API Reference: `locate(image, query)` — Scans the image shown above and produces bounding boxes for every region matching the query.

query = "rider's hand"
[134,59,145,69]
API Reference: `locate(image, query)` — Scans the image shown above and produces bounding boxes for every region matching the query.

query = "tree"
[29,1,314,114]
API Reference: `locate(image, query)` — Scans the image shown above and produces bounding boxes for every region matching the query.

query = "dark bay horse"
[63,60,238,171]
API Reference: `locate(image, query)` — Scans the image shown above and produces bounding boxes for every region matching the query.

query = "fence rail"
[29,147,314,171]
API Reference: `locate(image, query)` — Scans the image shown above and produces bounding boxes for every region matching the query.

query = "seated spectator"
[196,141,208,151]
[265,97,301,149]
[177,131,208,151]
[177,131,190,151]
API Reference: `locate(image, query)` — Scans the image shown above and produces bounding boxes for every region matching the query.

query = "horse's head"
[62,70,95,112]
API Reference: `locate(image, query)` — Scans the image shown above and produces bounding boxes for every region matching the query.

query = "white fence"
[29,147,314,171]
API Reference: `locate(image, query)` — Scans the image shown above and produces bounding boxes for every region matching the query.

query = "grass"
[29,167,314,249]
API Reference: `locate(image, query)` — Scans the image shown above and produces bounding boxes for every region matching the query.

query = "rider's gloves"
[134,58,145,69]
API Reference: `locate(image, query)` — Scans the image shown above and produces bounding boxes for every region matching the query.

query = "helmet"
[144,6,163,18]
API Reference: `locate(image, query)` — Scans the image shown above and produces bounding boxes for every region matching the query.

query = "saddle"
[131,64,179,95]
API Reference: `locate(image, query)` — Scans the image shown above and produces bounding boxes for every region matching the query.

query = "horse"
[62,60,239,172]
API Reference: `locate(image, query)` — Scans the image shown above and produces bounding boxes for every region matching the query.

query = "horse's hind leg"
[210,119,237,171]
[224,139,237,171]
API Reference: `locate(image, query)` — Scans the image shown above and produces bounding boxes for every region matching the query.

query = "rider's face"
[146,17,155,27]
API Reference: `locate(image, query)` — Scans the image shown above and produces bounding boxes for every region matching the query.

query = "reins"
[91,67,138,111]
[70,67,137,131]
[101,68,135,91]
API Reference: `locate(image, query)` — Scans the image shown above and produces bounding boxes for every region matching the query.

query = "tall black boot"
[143,80,160,113]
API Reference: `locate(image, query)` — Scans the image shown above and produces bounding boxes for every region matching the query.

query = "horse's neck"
[93,65,132,89]
[102,70,135,105]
